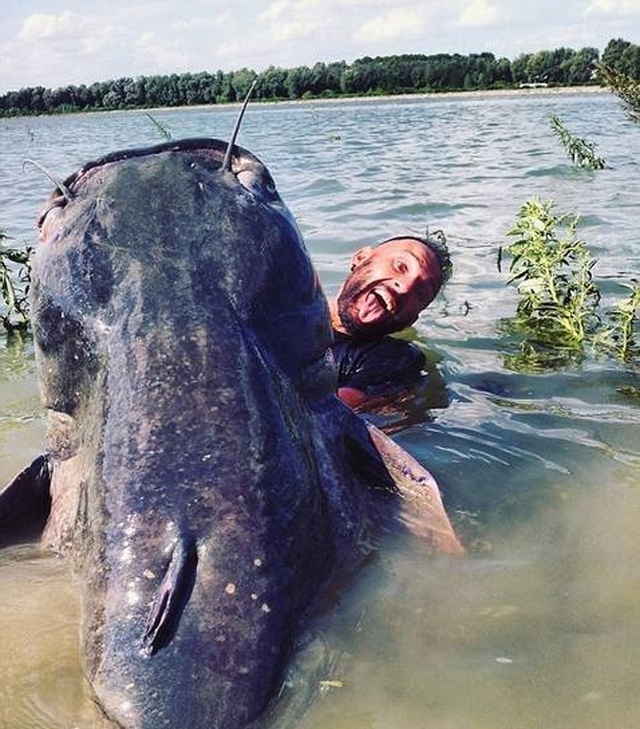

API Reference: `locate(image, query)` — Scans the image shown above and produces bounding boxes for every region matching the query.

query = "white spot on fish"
[225,582,236,595]
[143,569,155,580]
[94,318,111,335]
[261,603,271,613]
[253,558,262,567]
[120,546,133,564]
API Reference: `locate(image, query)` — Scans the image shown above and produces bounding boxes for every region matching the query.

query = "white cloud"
[259,0,291,23]
[172,8,231,34]
[18,11,82,42]
[459,0,499,26]
[353,8,426,42]
[584,0,640,14]
[81,25,125,54]
[258,0,325,41]
[136,31,157,49]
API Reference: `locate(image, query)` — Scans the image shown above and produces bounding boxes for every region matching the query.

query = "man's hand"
[337,386,367,407]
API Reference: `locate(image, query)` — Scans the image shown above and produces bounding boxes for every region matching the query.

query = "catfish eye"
[236,167,278,199]
[38,199,65,232]
[236,168,259,191]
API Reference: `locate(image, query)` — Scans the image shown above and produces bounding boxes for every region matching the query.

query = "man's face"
[336,238,443,339]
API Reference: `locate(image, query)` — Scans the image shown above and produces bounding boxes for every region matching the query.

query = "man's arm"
[333,334,426,407]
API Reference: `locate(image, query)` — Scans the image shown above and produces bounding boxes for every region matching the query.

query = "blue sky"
[1,0,638,93]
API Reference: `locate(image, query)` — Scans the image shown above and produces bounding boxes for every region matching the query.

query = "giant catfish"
[0,130,462,728]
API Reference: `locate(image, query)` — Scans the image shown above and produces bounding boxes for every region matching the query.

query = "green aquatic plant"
[549,115,606,170]
[0,230,32,332]
[504,200,600,346]
[501,199,639,369]
[144,112,172,140]
[593,285,640,358]
[597,64,640,122]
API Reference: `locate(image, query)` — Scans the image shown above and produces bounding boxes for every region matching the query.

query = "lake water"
[1,90,639,729]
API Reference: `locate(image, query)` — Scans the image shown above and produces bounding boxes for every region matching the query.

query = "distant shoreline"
[137,85,609,116]
[278,85,609,105]
[0,85,610,120]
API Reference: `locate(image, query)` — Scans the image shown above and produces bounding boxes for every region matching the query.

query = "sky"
[1,0,639,94]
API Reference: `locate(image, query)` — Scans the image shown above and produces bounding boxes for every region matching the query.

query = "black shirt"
[331,330,426,395]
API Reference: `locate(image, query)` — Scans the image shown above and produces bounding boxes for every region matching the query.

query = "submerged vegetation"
[0,230,32,332]
[500,200,639,371]
[549,115,606,169]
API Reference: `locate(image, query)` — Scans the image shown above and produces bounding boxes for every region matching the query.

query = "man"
[328,233,451,407]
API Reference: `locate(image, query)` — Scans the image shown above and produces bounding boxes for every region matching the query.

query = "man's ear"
[350,246,372,270]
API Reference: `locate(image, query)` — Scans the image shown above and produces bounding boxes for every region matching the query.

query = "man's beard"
[336,274,402,341]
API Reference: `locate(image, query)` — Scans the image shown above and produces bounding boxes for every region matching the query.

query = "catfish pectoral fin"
[361,422,464,555]
[141,537,198,656]
[0,454,52,546]
[344,415,397,494]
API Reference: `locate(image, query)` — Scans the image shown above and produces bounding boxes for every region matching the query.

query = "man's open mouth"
[371,287,395,314]
[356,287,396,324]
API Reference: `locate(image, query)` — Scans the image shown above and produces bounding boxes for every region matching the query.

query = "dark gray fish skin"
[33,138,367,729]
[1,137,462,729]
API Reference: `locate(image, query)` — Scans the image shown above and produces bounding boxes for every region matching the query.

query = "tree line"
[1,37,638,118]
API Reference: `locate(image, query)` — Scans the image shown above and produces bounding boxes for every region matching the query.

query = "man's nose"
[391,277,409,294]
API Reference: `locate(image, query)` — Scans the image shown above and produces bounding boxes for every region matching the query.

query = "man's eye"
[395,259,408,274]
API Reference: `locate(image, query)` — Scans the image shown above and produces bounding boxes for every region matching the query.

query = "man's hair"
[379,230,453,285]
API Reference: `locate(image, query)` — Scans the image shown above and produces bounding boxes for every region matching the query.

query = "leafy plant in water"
[593,285,640,358]
[501,199,639,370]
[597,64,640,122]
[549,115,606,170]
[0,229,32,332]
[144,112,172,140]
[504,200,599,345]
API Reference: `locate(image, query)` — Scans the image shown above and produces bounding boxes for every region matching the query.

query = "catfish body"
[1,138,462,728]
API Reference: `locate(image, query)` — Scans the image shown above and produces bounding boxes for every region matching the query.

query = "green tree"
[230,68,257,102]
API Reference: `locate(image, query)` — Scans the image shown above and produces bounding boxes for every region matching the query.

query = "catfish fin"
[343,414,398,493]
[347,416,463,555]
[142,537,198,656]
[364,421,464,554]
[0,454,52,547]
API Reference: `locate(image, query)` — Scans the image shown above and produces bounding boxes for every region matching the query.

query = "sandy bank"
[270,85,610,107]
[137,85,609,116]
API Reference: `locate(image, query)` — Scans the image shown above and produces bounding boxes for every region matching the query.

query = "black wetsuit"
[331,330,426,396]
